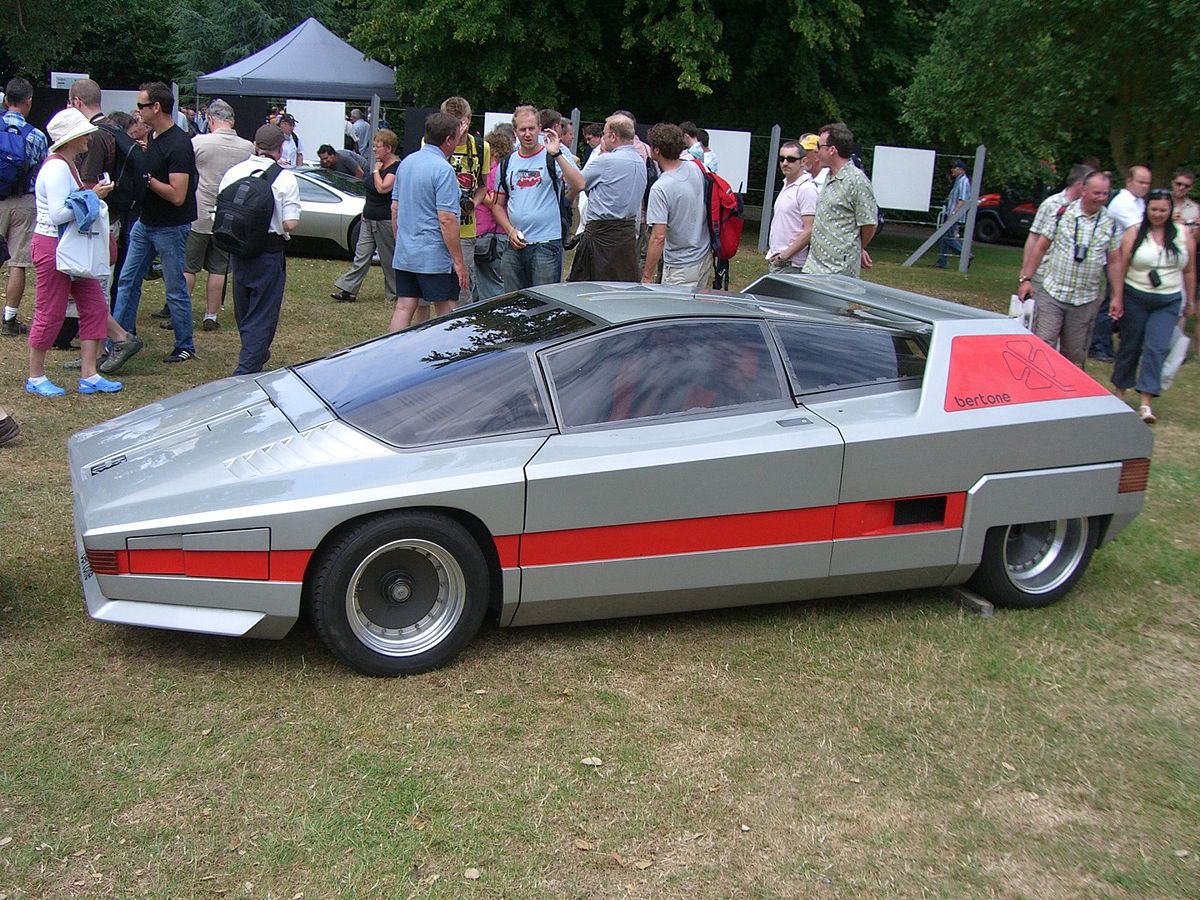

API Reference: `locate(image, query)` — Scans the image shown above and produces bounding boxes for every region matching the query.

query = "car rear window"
[772,322,926,393]
[303,168,367,196]
[544,319,789,428]
[296,295,594,446]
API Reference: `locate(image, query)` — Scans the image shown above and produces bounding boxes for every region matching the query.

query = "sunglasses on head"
[778,155,801,163]
[1148,188,1172,200]
[1173,179,1194,189]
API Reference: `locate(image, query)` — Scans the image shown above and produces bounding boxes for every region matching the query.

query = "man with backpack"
[489,105,584,290]
[641,123,712,291]
[216,124,300,375]
[0,77,48,336]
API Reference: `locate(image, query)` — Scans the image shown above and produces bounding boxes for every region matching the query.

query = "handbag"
[56,202,110,280]
[475,232,501,263]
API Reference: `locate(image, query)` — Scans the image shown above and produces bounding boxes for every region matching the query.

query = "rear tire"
[967,517,1098,609]
[974,215,1001,243]
[310,512,489,675]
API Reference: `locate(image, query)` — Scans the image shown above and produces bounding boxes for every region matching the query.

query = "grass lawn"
[1,229,1197,898]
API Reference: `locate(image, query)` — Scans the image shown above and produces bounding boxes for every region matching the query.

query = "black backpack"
[499,150,568,240]
[212,164,282,258]
[94,122,146,215]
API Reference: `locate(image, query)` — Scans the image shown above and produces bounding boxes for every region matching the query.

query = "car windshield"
[295,295,596,446]
[302,167,367,197]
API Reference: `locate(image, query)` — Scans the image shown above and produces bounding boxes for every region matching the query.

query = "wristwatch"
[548,150,562,159]
[1017,275,1032,283]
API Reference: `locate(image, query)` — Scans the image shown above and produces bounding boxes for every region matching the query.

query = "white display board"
[703,128,751,193]
[100,90,141,119]
[288,99,348,164]
[483,111,512,136]
[871,145,937,212]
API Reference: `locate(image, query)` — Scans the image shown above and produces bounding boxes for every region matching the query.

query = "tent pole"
[367,94,380,168]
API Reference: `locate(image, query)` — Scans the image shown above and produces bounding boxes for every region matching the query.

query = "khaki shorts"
[185,229,230,275]
[0,194,36,267]
[662,254,715,292]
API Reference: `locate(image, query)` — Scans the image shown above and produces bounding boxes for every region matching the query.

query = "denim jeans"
[936,228,963,266]
[112,220,194,353]
[502,240,563,290]
[1111,285,1181,397]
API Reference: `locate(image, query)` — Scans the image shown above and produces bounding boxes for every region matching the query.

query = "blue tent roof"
[196,18,397,101]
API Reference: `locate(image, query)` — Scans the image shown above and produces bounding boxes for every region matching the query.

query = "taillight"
[1118,458,1150,493]
[85,548,120,575]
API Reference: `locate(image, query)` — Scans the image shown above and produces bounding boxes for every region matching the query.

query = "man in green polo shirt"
[802,122,878,277]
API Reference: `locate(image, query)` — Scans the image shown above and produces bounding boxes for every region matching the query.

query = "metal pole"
[958,144,986,273]
[758,124,782,254]
[366,94,380,168]
[569,107,581,159]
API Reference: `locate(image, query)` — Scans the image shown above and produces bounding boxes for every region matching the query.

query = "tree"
[901,0,1200,183]
[353,0,939,140]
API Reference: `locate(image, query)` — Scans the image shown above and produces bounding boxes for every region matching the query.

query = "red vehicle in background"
[973,189,1043,243]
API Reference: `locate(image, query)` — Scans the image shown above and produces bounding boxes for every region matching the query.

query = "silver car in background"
[289,166,365,258]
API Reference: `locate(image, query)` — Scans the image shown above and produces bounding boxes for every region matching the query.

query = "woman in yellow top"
[1109,188,1196,423]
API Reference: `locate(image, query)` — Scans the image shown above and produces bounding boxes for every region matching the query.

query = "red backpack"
[692,158,744,260]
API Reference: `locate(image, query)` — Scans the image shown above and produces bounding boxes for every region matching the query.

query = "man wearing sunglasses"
[766,140,817,273]
[1170,168,1198,234]
[112,82,198,364]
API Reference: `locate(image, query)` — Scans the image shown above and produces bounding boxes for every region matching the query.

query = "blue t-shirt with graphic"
[498,147,578,244]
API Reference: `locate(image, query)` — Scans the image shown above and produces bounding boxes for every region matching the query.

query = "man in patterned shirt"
[1017,171,1123,368]
[801,122,877,277]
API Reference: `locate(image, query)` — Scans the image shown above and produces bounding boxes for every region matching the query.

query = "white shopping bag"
[56,204,111,281]
[1008,293,1035,331]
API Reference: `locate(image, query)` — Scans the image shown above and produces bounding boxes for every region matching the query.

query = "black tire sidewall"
[310,512,489,675]
[968,517,1098,609]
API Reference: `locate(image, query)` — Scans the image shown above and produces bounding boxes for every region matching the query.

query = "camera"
[1073,243,1089,263]
[459,195,475,216]
[1148,268,1163,288]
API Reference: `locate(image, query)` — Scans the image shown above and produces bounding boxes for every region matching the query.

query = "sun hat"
[47,107,98,153]
[798,134,820,152]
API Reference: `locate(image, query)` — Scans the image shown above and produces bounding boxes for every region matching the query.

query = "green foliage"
[901,0,1200,183]
[353,0,939,138]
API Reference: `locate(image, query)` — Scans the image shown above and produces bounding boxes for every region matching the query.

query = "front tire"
[967,517,1098,609]
[310,512,489,675]
[974,215,1001,243]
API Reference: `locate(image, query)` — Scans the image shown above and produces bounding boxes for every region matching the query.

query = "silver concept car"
[70,276,1153,675]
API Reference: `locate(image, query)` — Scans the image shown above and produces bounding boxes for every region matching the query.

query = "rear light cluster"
[85,548,121,575]
[1118,458,1151,494]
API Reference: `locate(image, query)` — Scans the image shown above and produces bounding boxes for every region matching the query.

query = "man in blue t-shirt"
[389,112,468,331]
[488,105,584,289]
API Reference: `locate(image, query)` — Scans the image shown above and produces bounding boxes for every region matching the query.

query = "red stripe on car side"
[493,535,521,569]
[116,548,312,582]
[518,507,838,567]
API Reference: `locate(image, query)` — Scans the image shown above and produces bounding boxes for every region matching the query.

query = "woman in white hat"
[25,107,122,397]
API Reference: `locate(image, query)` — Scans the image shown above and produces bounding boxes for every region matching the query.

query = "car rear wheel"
[967,517,1098,609]
[310,512,489,675]
[974,215,1001,243]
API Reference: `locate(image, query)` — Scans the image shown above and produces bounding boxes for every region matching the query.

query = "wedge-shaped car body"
[70,276,1153,674]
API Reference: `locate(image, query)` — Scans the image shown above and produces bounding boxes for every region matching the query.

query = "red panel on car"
[127,548,184,575]
[944,335,1109,412]
[184,550,269,580]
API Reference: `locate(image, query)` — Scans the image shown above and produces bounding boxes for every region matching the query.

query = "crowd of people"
[1017,162,1197,424]
[0,72,1195,437]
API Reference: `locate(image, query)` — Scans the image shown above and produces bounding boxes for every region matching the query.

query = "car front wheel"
[974,215,1001,243]
[310,512,489,675]
[967,517,1098,609]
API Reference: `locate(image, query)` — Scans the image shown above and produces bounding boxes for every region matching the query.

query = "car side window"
[545,320,788,429]
[296,178,339,204]
[772,322,926,394]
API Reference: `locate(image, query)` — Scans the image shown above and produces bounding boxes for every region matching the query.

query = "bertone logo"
[90,454,127,476]
[1002,339,1075,392]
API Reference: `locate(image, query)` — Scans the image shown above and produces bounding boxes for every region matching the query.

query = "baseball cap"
[255,123,285,150]
[799,134,820,152]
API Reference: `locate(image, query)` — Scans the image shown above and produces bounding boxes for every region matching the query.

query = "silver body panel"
[70,276,1153,648]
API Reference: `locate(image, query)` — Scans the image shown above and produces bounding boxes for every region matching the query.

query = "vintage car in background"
[69,276,1152,675]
